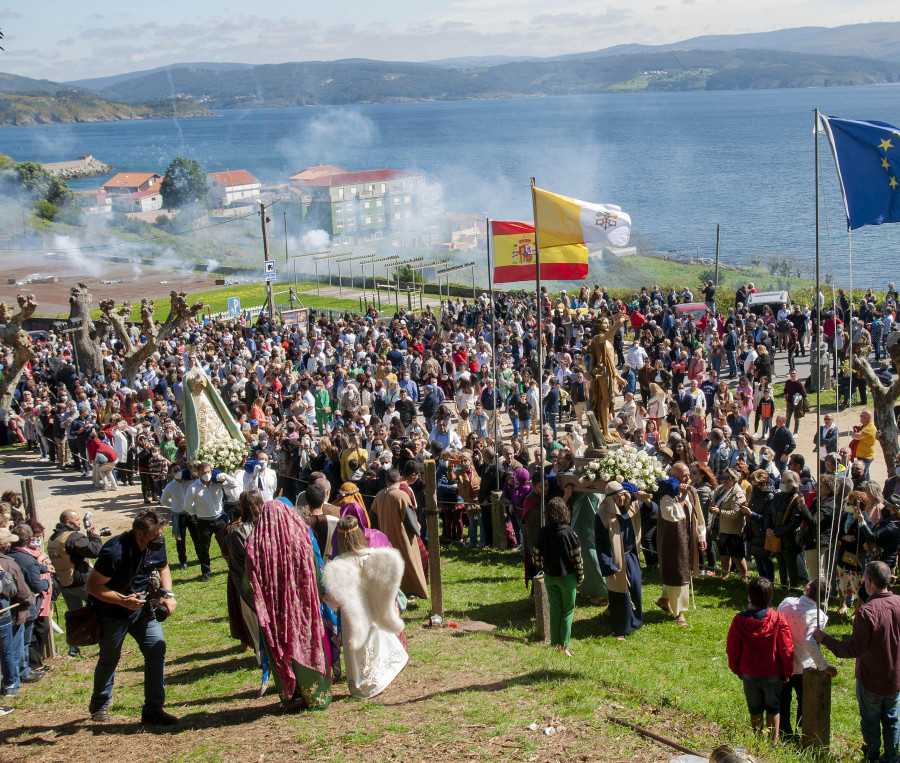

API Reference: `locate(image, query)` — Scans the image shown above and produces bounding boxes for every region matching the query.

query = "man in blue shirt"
[86,509,177,726]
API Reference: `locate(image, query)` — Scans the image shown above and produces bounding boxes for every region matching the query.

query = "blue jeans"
[509,414,520,437]
[91,610,167,714]
[11,619,35,681]
[857,680,900,763]
[726,350,737,377]
[754,554,775,582]
[861,458,874,481]
[711,355,722,374]
[468,513,484,548]
[0,618,17,694]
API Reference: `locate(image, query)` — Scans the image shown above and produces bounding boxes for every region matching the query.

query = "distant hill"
[549,21,900,63]
[0,90,213,126]
[56,49,900,108]
[65,62,254,92]
[0,72,74,94]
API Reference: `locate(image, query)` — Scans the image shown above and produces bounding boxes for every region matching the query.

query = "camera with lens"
[83,511,112,537]
[138,582,175,622]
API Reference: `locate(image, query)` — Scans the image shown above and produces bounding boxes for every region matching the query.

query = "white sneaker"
[0,707,13,716]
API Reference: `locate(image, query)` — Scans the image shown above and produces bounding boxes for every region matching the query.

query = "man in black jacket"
[5,525,49,686]
[48,510,104,657]
[767,415,796,472]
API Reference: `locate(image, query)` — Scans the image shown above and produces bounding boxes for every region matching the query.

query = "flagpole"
[487,215,501,495]
[814,108,822,627]
[531,177,546,528]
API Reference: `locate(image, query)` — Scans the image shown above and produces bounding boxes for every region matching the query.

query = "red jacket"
[86,439,118,464]
[726,608,794,679]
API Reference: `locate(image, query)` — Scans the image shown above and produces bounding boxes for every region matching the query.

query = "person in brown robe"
[653,461,707,626]
[371,468,429,599]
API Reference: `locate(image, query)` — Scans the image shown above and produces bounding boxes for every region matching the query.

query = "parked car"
[747,290,791,316]
[674,302,711,322]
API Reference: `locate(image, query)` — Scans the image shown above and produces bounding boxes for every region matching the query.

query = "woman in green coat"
[313,381,332,435]
[570,492,609,604]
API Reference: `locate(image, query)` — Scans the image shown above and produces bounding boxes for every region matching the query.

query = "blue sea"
[1,86,900,284]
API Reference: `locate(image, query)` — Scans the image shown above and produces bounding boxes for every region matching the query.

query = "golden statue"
[589,312,627,439]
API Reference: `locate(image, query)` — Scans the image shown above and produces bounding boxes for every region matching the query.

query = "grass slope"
[1,535,862,762]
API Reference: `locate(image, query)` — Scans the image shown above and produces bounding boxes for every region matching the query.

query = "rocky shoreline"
[41,155,113,180]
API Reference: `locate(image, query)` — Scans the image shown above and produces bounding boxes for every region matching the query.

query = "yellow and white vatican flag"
[533,186,632,248]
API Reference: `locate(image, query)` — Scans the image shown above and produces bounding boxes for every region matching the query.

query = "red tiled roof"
[101,172,161,191]
[208,170,260,187]
[118,178,163,199]
[289,164,348,182]
[294,168,419,188]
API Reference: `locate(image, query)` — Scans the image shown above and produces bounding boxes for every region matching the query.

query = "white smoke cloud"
[50,234,105,277]
[205,258,220,273]
[273,110,379,174]
[300,229,331,250]
[132,264,143,281]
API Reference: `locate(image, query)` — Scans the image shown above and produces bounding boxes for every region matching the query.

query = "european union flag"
[821,115,900,230]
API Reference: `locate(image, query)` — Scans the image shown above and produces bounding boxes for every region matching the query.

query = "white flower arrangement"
[578,446,665,491]
[194,438,248,472]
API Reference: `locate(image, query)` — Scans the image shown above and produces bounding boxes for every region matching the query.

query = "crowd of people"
[2,276,900,753]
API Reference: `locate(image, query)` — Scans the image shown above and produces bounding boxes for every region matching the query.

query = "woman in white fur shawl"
[323,516,409,698]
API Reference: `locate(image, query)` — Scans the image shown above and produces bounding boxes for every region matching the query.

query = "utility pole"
[259,201,275,320]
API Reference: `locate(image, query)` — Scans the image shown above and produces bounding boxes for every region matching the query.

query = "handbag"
[65,606,101,646]
[841,549,859,567]
[765,495,796,554]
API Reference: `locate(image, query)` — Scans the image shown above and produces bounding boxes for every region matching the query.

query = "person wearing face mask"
[185,463,237,581]
[22,520,53,676]
[86,509,177,725]
[242,456,276,503]
[5,524,50,687]
[160,469,193,571]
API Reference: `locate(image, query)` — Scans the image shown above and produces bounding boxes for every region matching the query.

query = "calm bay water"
[1,86,900,284]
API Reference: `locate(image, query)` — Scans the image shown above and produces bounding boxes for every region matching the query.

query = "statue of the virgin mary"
[182,359,246,465]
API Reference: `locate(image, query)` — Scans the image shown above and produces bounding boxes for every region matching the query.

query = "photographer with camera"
[48,510,107,658]
[85,509,176,726]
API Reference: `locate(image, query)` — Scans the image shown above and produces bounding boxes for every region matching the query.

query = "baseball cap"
[0,527,18,545]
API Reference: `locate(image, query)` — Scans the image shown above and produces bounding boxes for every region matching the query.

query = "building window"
[393,197,400,206]
[337,189,344,200]
[423,208,430,216]
[433,206,439,214]
[365,233,373,241]
[377,214,384,223]
[334,203,343,213]
[335,218,344,228]
[380,183,386,193]
[394,212,400,220]
[346,218,355,227]
[375,231,383,239]
[365,216,372,224]
[405,210,412,218]
[404,195,412,204]
[350,186,357,195]
[376,199,383,207]
[364,200,371,209]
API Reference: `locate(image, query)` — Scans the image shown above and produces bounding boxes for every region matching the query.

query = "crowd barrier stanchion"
[424,459,443,617]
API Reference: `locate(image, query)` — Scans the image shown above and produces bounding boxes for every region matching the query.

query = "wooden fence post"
[491,491,506,549]
[21,477,37,521]
[424,459,443,617]
[802,668,831,752]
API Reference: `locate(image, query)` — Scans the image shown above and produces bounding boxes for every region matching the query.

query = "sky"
[1,0,899,82]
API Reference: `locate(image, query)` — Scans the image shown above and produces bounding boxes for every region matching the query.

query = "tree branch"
[98,298,135,354]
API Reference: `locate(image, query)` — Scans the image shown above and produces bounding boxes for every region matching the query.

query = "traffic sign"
[264,260,276,282]
[226,297,241,317]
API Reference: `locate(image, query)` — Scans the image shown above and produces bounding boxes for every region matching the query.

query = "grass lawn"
[89,282,366,322]
[1,534,863,763]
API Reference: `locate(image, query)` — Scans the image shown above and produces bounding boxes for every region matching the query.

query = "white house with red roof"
[207,170,262,207]
[100,172,164,213]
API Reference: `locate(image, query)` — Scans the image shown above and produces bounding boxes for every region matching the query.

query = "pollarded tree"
[0,293,37,412]
[68,282,105,378]
[851,332,900,472]
[96,291,204,385]
[160,157,208,209]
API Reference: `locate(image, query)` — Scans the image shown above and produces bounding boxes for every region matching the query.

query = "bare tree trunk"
[0,293,38,412]
[852,334,900,474]
[68,282,103,378]
[98,291,204,386]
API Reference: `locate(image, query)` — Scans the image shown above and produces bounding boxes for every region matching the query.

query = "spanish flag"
[491,221,588,284]
[534,186,632,248]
